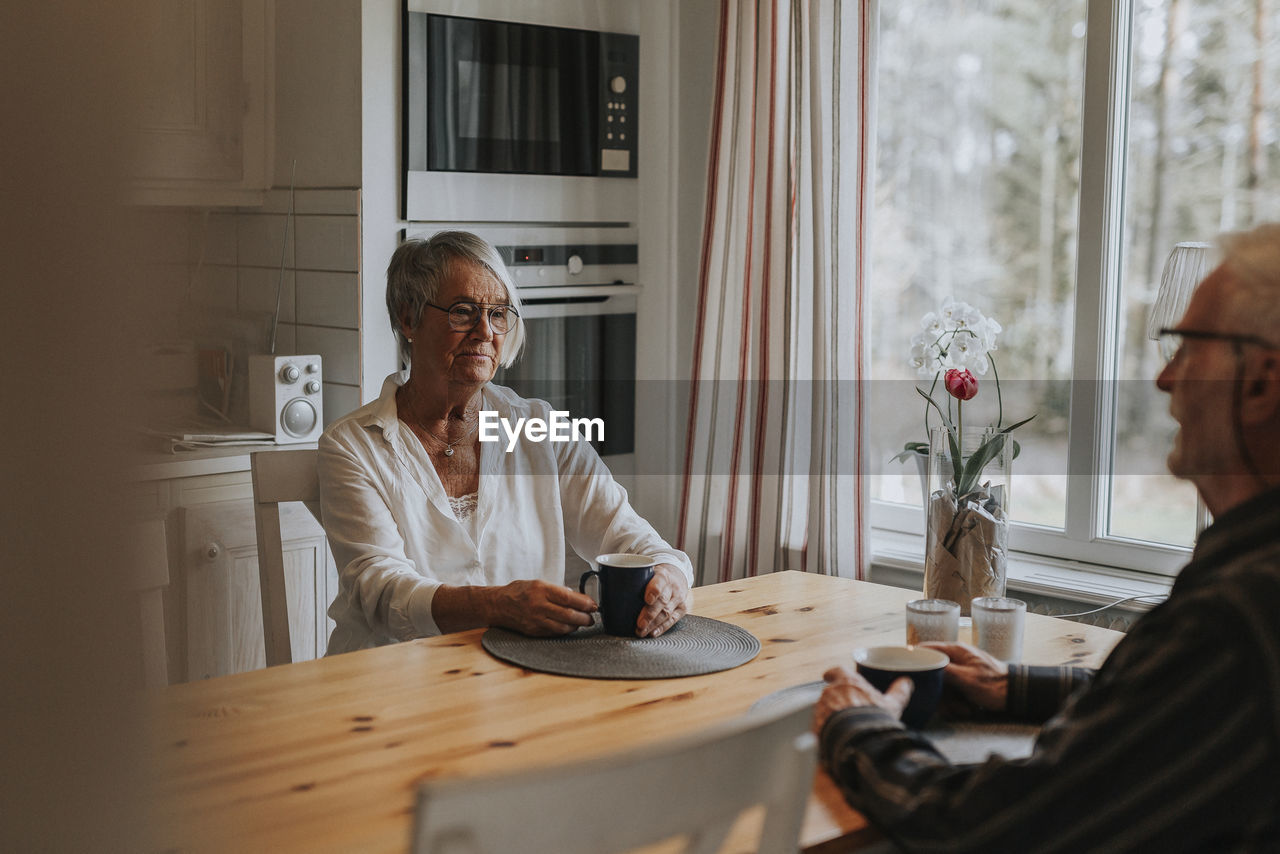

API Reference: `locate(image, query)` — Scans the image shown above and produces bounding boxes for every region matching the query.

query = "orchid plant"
[893,298,1034,499]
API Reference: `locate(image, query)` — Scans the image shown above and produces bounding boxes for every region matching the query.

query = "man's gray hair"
[1219,223,1280,344]
[385,231,525,369]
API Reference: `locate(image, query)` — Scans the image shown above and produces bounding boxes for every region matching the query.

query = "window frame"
[869,0,1196,579]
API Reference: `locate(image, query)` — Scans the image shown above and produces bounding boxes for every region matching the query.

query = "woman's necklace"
[438,416,478,457]
[400,385,480,457]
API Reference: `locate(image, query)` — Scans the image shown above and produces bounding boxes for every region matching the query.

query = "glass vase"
[923,425,1012,615]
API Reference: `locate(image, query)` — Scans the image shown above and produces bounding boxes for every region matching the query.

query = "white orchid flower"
[920,312,944,337]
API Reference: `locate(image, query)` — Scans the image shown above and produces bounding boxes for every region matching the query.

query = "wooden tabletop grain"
[148,571,1123,853]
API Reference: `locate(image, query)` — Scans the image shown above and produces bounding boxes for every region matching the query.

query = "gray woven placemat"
[750,681,1040,764]
[481,615,761,679]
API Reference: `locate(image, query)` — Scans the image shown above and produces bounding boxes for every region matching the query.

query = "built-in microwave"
[404,0,640,223]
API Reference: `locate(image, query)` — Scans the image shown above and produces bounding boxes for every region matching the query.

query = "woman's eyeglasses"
[424,301,519,333]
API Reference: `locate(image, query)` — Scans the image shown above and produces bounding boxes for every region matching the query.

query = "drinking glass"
[905,598,960,644]
[971,597,1026,662]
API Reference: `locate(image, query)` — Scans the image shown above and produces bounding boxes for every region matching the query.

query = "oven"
[496,292,637,461]
[404,0,640,223]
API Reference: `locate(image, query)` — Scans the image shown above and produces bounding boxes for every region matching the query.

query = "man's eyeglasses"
[425,301,519,334]
[1156,327,1280,363]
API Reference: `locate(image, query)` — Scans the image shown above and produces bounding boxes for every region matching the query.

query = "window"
[868,0,1280,576]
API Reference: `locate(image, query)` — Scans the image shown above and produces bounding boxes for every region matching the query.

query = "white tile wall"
[295,189,359,216]
[237,214,294,268]
[272,321,297,356]
[323,382,362,423]
[296,271,357,327]
[238,267,296,321]
[295,325,359,385]
[257,188,359,216]
[295,215,359,272]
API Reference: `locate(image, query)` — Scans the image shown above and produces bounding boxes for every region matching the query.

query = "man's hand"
[922,642,1009,711]
[489,579,597,636]
[636,564,691,638]
[812,666,913,734]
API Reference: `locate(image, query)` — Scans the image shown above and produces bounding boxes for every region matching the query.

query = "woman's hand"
[636,564,691,638]
[488,579,597,636]
[812,666,913,734]
[922,642,1009,711]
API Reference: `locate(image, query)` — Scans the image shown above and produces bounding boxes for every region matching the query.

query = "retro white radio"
[249,354,323,443]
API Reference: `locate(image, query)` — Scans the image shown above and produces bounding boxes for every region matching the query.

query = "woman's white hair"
[385,230,526,369]
[1219,223,1280,344]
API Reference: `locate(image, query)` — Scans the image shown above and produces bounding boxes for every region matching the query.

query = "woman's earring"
[407,337,414,343]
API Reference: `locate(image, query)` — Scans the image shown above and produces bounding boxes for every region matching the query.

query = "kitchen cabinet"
[179,493,332,679]
[130,0,274,206]
[130,453,335,683]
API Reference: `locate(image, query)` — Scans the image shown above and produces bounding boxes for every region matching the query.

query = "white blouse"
[317,372,693,654]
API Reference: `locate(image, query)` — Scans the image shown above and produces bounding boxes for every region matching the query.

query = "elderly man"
[816,223,1280,852]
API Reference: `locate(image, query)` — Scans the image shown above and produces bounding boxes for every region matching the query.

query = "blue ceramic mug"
[579,554,658,637]
[853,645,950,729]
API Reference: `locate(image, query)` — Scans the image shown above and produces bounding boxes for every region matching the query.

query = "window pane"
[869,0,1087,530]
[1111,0,1280,546]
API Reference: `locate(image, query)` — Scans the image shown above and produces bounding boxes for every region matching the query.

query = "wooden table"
[149,571,1123,853]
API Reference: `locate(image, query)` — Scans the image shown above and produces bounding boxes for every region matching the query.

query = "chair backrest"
[411,701,819,854]
[250,448,322,667]
[129,517,171,688]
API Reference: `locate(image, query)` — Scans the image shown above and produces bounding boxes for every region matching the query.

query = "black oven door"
[425,14,598,176]
[494,296,635,458]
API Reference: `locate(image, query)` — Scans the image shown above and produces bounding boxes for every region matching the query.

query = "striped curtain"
[678,0,876,584]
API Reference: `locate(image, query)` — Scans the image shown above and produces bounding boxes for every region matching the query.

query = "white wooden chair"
[129,517,171,688]
[411,702,819,854]
[250,448,322,667]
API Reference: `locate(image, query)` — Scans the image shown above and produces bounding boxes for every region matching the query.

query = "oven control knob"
[610,75,627,94]
[279,364,301,384]
[567,254,584,275]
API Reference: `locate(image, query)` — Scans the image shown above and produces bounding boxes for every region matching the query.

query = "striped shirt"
[820,485,1280,852]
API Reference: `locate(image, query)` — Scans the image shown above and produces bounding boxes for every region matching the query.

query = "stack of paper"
[146,427,276,454]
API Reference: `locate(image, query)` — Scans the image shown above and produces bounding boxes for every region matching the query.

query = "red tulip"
[944,368,978,401]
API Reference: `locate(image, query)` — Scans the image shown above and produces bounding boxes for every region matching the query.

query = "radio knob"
[305,362,320,374]
[567,254,584,275]
[305,380,321,395]
[610,75,627,94]
[279,364,301,384]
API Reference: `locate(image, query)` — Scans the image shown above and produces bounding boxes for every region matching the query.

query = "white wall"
[630,0,680,532]
[675,1,720,387]
[627,0,719,536]
[361,0,403,397]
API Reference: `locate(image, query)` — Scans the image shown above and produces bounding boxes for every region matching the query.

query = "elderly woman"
[319,231,693,654]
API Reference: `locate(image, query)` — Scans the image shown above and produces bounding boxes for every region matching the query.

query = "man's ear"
[1241,352,1280,424]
